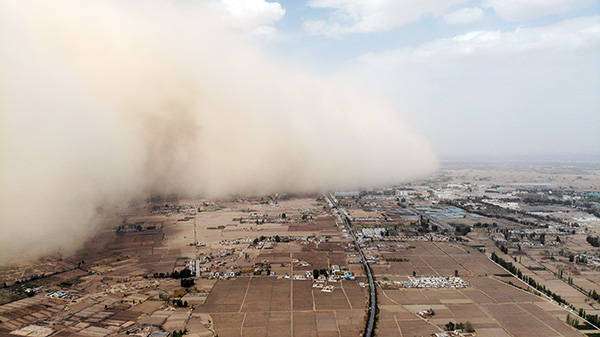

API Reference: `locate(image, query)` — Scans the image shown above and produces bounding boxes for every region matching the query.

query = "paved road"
[327,194,377,337]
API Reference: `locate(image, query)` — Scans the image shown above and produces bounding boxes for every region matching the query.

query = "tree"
[281,213,286,219]
[274,235,281,242]
[180,268,192,278]
[587,236,600,247]
[412,271,416,277]
[454,270,459,277]
[445,322,455,331]
[313,269,319,279]
[181,278,195,288]
[464,321,475,333]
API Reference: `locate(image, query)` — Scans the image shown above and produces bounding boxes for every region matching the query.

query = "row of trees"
[180,278,195,288]
[153,268,193,279]
[566,314,580,328]
[491,253,568,305]
[445,321,475,332]
[313,269,329,279]
[172,299,189,307]
[171,329,188,337]
[491,252,600,328]
[252,235,284,244]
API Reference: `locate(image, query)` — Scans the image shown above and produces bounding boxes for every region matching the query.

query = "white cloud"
[218,0,285,36]
[304,0,467,36]
[444,7,484,24]
[484,0,593,21]
[350,16,600,156]
[360,16,600,63]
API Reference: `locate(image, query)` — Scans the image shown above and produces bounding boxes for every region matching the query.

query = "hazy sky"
[1,0,437,261]
[0,0,597,262]
[219,0,600,159]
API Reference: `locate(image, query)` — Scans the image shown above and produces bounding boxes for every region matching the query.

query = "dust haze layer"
[0,0,436,263]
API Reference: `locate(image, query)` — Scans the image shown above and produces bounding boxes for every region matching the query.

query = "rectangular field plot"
[313,287,351,310]
[341,280,367,309]
[397,319,440,336]
[518,303,583,337]
[196,278,250,312]
[293,311,318,337]
[292,280,314,311]
[482,303,565,337]
[336,309,365,337]
[241,278,291,312]
[242,311,291,337]
[453,255,506,276]
[467,277,540,303]
[418,255,469,277]
[196,276,369,336]
[292,252,330,270]
[212,312,245,337]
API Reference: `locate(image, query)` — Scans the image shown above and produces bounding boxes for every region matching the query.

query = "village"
[0,163,599,336]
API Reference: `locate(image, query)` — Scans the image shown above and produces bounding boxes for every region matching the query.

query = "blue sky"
[218,0,600,159]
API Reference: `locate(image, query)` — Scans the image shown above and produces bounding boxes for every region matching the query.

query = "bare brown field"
[373,241,586,336]
[519,303,583,337]
[482,303,564,336]
[313,287,351,310]
[452,254,506,276]
[467,277,539,303]
[241,278,291,312]
[341,279,368,309]
[378,242,505,278]
[293,252,330,270]
[377,316,440,337]
[212,312,245,337]
[419,255,469,276]
[292,281,314,311]
[336,310,365,337]
[196,278,250,312]
[193,276,366,337]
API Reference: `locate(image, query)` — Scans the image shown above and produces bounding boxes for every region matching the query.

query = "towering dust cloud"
[0,1,436,263]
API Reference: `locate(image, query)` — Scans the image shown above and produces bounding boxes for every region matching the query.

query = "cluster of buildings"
[46,290,71,299]
[360,227,386,238]
[402,277,469,289]
[432,331,476,337]
[207,271,236,279]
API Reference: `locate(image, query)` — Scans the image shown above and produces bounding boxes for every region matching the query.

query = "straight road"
[326,194,377,337]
